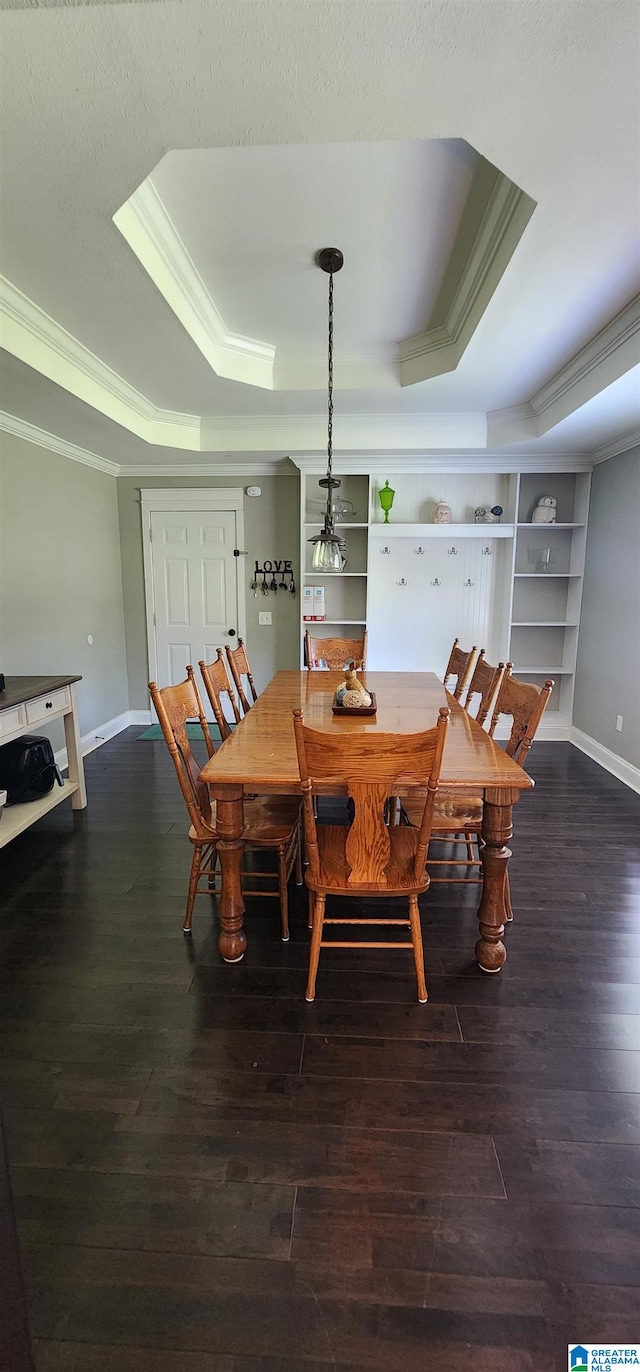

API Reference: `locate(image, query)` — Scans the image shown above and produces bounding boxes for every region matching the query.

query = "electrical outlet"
[258,611,272,626]
[616,715,623,732]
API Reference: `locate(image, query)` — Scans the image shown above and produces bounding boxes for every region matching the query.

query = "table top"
[200,671,533,793]
[0,675,82,711]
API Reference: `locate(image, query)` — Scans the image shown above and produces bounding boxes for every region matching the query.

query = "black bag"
[0,734,64,805]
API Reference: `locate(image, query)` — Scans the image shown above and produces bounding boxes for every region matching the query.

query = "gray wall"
[0,434,129,750]
[116,473,301,710]
[574,446,640,768]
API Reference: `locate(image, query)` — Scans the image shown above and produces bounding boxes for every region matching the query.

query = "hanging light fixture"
[308,248,346,572]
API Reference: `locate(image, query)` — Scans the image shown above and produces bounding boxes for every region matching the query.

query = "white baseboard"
[54,709,150,770]
[571,727,640,795]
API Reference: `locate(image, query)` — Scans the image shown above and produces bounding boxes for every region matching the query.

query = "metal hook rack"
[464,578,474,587]
[380,546,391,555]
[397,578,408,586]
[414,546,425,555]
[448,546,458,556]
[482,546,493,556]
[430,577,441,586]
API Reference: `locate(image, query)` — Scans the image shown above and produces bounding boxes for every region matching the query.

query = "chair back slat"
[305,630,367,672]
[149,673,214,834]
[463,653,510,728]
[225,639,258,714]
[489,670,554,763]
[199,652,242,737]
[293,708,450,885]
[443,638,476,700]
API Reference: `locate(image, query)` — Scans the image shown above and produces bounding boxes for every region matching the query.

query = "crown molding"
[114,180,276,391]
[531,296,640,434]
[0,275,204,449]
[200,411,487,452]
[0,411,120,476]
[122,459,295,477]
[398,173,535,386]
[291,450,593,475]
[590,425,640,464]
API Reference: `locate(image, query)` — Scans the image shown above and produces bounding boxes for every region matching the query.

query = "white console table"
[0,675,87,847]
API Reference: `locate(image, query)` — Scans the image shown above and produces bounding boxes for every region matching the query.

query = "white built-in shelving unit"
[297,464,591,738]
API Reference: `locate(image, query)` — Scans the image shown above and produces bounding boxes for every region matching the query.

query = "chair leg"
[408,893,428,1003]
[307,887,314,930]
[295,823,303,885]
[183,844,203,934]
[465,831,475,863]
[277,847,290,942]
[305,891,325,1002]
[208,844,218,890]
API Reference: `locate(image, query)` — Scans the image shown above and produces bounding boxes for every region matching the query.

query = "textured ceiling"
[0,0,639,463]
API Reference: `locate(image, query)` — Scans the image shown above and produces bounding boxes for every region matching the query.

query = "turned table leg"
[475,788,519,973]
[212,785,247,963]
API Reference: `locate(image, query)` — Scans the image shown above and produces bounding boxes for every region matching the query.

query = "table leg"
[64,683,87,810]
[212,786,246,963]
[475,788,518,973]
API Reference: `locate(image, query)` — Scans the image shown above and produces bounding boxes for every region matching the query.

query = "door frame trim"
[140,488,247,696]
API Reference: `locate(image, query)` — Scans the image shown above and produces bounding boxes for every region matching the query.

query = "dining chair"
[149,670,302,939]
[305,629,367,672]
[462,652,510,727]
[198,650,242,735]
[225,638,258,715]
[443,637,477,700]
[402,671,554,914]
[293,705,450,1002]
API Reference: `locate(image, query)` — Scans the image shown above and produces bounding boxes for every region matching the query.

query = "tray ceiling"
[0,0,638,465]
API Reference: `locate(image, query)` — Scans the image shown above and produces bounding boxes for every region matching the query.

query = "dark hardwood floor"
[1,730,639,1372]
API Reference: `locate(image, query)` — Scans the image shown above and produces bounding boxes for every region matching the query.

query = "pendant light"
[308,248,346,572]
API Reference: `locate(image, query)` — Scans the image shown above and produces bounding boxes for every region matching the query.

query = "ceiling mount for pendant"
[315,247,344,275]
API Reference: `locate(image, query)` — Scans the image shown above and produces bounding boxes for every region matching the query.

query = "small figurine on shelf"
[432,499,452,524]
[378,480,395,524]
[531,496,557,524]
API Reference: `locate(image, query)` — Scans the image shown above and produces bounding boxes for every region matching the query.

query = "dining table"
[199,670,534,971]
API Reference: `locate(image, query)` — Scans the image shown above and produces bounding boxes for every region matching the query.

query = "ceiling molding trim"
[0,411,120,476]
[121,460,295,477]
[0,275,204,450]
[114,180,276,390]
[590,425,640,464]
[486,402,538,447]
[531,295,640,435]
[200,411,487,452]
[398,174,535,386]
[291,451,593,475]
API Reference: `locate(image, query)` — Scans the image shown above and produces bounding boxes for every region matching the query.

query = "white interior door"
[146,503,244,714]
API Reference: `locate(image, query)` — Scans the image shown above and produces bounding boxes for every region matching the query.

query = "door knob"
[228,628,236,637]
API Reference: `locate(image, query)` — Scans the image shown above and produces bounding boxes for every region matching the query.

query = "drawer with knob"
[25,687,71,726]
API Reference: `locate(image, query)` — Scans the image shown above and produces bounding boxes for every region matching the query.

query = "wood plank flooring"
[1,730,639,1372]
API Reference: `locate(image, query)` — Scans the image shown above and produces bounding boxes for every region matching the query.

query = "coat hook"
[397,578,408,586]
[430,577,441,586]
[464,578,474,587]
[482,546,493,556]
[448,546,458,556]
[380,546,391,555]
[414,546,425,555]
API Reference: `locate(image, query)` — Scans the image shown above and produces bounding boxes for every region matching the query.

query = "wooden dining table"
[199,670,534,972]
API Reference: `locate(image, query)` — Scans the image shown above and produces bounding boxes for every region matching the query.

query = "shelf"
[369,523,514,538]
[516,523,585,529]
[514,573,581,578]
[304,619,367,626]
[303,572,367,578]
[0,779,79,848]
[304,522,369,529]
[511,621,578,627]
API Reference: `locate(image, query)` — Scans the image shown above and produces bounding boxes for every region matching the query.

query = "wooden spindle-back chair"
[304,629,367,672]
[462,652,510,728]
[225,638,258,715]
[293,706,450,1002]
[198,650,242,736]
[402,670,553,918]
[443,637,476,700]
[149,670,302,939]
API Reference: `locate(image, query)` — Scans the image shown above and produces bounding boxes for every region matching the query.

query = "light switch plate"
[258,611,272,625]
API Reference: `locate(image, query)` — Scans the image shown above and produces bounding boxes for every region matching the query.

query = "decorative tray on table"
[332,692,377,717]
